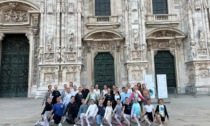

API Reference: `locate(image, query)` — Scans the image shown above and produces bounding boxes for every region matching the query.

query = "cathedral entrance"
[94,52,115,89]
[154,51,176,93]
[0,34,29,97]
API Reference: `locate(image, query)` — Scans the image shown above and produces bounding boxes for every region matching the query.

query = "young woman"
[103,88,113,107]
[129,85,146,108]
[112,88,121,109]
[94,84,101,98]
[155,99,169,126]
[85,99,98,126]
[142,99,155,126]
[104,100,113,126]
[113,99,123,126]
[75,86,84,107]
[85,86,99,104]
[131,97,141,126]
[101,85,108,98]
[96,99,105,126]
[137,82,142,94]
[122,97,132,126]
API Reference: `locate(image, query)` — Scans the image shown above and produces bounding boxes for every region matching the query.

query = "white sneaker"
[73,125,77,126]
[100,124,103,126]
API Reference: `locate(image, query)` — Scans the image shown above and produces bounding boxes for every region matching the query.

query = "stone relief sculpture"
[38,47,44,62]
[40,0,45,13]
[47,35,53,51]
[130,0,138,11]
[133,30,139,50]
[195,0,201,10]
[68,32,74,51]
[47,0,54,14]
[4,10,28,22]
[68,3,74,14]
[199,30,205,48]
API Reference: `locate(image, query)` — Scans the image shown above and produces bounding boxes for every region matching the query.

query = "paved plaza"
[0,95,210,126]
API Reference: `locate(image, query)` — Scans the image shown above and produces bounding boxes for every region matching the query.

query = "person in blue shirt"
[120,87,131,104]
[49,97,64,125]
[96,99,105,126]
[131,97,141,126]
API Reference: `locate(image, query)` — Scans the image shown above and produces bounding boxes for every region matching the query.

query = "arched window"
[152,0,168,14]
[95,0,111,16]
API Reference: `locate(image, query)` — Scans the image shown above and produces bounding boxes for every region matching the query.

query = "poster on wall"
[144,74,156,98]
[157,74,168,99]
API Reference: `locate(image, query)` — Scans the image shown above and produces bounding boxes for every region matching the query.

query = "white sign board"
[157,74,168,98]
[144,74,156,98]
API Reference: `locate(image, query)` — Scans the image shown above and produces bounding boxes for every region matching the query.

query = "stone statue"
[38,47,43,62]
[199,30,205,48]
[68,32,74,51]
[68,3,74,14]
[47,0,54,14]
[47,35,53,51]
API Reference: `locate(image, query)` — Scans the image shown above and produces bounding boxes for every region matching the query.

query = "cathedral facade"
[0,0,210,97]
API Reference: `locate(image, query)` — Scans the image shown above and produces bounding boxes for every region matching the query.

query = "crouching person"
[63,96,79,126]
[85,99,98,126]
[77,99,88,126]
[48,97,64,126]
[41,98,52,126]
[96,99,105,126]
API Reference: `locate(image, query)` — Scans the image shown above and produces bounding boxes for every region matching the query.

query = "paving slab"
[0,95,210,126]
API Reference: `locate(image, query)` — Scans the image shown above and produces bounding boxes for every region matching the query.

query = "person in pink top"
[142,84,151,105]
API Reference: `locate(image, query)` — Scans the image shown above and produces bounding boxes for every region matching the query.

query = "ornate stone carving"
[0,33,5,41]
[133,29,139,50]
[197,49,208,59]
[46,35,53,51]
[66,52,77,61]
[116,41,121,52]
[130,0,138,11]
[152,31,176,38]
[68,32,74,51]
[44,53,54,61]
[68,3,74,14]
[40,0,45,13]
[195,0,201,10]
[98,42,110,50]
[170,49,175,56]
[158,40,170,48]
[93,32,116,39]
[199,30,205,48]
[132,51,141,60]
[47,0,54,14]
[38,47,44,63]
[132,71,143,80]
[4,10,28,22]
[44,73,55,82]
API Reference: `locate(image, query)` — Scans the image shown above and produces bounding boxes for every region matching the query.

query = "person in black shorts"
[142,98,155,126]
[122,97,132,126]
[155,99,169,126]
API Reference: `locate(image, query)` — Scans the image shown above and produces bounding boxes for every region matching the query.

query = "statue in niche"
[199,30,205,48]
[68,32,74,51]
[68,3,74,14]
[133,30,139,49]
[47,0,54,14]
[195,0,201,10]
[40,0,45,13]
[38,47,43,62]
[47,35,53,51]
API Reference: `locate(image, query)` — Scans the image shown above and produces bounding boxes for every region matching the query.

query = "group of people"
[39,82,169,126]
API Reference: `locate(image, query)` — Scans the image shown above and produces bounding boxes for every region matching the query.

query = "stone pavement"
[0,95,210,126]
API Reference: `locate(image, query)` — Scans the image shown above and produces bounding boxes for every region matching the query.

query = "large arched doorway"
[94,52,115,89]
[0,34,29,97]
[155,51,176,93]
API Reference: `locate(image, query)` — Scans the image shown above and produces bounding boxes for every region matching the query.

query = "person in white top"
[142,98,155,126]
[85,99,98,126]
[94,84,101,97]
[101,85,108,98]
[104,100,113,126]
[71,85,78,96]
[63,88,72,107]
[126,83,132,94]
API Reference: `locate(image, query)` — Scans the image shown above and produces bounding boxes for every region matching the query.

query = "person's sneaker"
[73,125,77,126]
[148,124,152,126]
[100,124,103,126]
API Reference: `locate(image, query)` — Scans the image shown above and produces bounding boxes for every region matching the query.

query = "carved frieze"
[152,31,178,38]
[132,71,143,80]
[44,53,54,61]
[4,10,28,22]
[93,32,117,39]
[65,52,77,61]
[197,48,208,59]
[44,73,55,82]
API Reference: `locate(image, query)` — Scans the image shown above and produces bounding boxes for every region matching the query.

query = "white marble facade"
[0,0,210,97]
